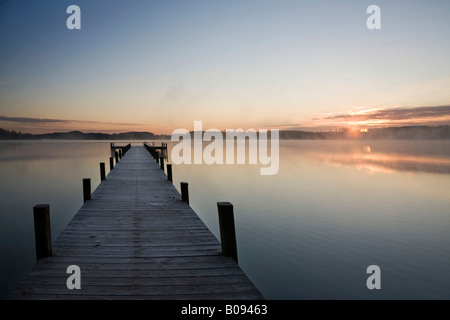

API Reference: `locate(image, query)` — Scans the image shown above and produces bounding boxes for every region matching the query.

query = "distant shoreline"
[1,125,450,140]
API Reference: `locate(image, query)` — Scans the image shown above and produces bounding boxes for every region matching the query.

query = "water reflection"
[0,141,114,299]
[171,140,450,299]
[282,140,450,175]
[1,140,450,300]
[0,140,111,162]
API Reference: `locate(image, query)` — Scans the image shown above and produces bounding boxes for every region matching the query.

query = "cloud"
[160,82,185,109]
[265,123,300,128]
[276,105,450,132]
[261,106,450,131]
[0,116,144,126]
[159,81,213,111]
[322,105,450,122]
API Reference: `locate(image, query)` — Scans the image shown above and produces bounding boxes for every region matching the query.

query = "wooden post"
[33,204,52,260]
[167,164,173,182]
[119,150,122,159]
[156,151,160,163]
[100,162,106,181]
[217,202,238,263]
[115,151,119,163]
[109,157,114,170]
[160,156,164,171]
[180,182,189,204]
[83,178,91,203]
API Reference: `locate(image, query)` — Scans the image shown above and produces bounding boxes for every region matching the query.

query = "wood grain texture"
[10,146,263,300]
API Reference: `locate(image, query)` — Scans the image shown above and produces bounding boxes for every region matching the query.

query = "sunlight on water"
[1,140,450,299]
[169,140,450,299]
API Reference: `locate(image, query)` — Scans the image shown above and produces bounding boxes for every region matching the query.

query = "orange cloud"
[0,116,149,134]
[320,105,450,127]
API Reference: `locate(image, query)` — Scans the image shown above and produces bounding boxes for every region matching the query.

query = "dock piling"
[33,204,52,260]
[160,156,165,171]
[167,164,173,182]
[100,162,106,181]
[180,182,189,204]
[217,202,238,263]
[115,151,119,164]
[83,178,91,203]
[109,157,114,171]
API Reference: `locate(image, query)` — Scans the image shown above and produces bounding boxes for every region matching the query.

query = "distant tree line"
[1,126,450,140]
[0,128,170,140]
[279,126,450,140]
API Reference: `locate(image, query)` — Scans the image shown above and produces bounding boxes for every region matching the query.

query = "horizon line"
[2,124,450,137]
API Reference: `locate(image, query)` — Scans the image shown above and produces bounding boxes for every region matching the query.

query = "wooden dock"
[10,146,263,300]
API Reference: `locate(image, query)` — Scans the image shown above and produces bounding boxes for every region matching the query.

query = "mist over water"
[1,140,450,299]
[171,140,450,299]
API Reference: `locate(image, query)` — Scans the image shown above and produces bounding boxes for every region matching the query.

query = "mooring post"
[33,204,52,260]
[217,202,238,263]
[180,182,189,204]
[100,162,106,181]
[109,157,114,171]
[167,164,173,182]
[160,156,165,171]
[115,151,119,163]
[119,150,122,159]
[83,178,91,203]
[156,151,160,163]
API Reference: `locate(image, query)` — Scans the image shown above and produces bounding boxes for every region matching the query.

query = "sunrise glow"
[1,1,449,134]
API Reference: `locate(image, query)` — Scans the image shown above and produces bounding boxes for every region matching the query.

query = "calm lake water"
[1,140,450,299]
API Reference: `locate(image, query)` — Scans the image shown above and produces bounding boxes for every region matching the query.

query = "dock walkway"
[10,146,263,299]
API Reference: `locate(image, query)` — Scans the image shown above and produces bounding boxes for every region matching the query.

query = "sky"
[0,0,450,134]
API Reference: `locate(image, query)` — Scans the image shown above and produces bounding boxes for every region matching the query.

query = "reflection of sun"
[360,128,368,133]
[303,149,450,175]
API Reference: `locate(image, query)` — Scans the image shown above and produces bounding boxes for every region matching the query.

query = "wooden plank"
[7,292,262,300]
[12,283,260,296]
[33,255,239,264]
[17,274,253,286]
[9,146,263,300]
[25,267,245,278]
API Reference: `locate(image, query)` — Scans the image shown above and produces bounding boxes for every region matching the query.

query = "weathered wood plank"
[25,267,245,278]
[17,274,253,286]
[12,283,259,296]
[9,292,261,300]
